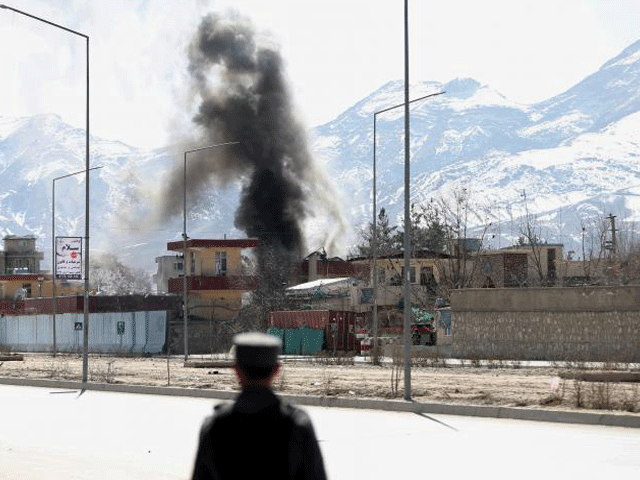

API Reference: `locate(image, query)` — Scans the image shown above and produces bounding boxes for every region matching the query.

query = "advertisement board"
[55,237,83,280]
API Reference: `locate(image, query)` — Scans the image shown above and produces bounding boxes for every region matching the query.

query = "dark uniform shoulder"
[279,399,313,428]
[213,401,234,416]
[198,401,233,439]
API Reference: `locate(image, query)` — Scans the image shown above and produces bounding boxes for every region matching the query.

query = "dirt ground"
[1,353,639,414]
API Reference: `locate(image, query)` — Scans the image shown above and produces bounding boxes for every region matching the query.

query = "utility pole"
[402,0,411,402]
[520,189,529,220]
[606,213,617,259]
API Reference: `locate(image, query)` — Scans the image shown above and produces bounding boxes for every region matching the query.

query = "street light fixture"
[52,166,102,357]
[183,142,239,361]
[1,3,92,387]
[371,91,444,363]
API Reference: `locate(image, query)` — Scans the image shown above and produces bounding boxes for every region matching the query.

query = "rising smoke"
[160,12,345,259]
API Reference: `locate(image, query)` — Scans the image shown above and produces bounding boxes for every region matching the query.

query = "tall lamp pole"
[403,0,411,401]
[0,4,91,385]
[52,167,102,357]
[183,142,238,361]
[372,91,444,361]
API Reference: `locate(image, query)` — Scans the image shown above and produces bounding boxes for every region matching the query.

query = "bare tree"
[236,243,294,331]
[579,214,610,284]
[90,253,153,295]
[433,189,490,296]
[609,218,640,284]
[517,191,548,285]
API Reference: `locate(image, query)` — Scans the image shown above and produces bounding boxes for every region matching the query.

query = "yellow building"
[0,235,82,302]
[166,238,258,321]
[350,250,445,316]
[472,243,564,287]
[0,273,49,299]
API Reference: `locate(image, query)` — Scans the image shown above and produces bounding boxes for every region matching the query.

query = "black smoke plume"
[176,12,316,256]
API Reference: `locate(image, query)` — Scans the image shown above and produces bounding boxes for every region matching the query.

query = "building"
[1,235,43,275]
[286,277,366,312]
[0,235,49,300]
[472,243,564,287]
[0,235,82,307]
[291,249,369,285]
[351,249,444,304]
[154,255,184,294]
[349,249,448,329]
[165,238,259,321]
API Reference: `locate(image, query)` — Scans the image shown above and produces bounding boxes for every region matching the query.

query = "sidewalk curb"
[1,377,639,428]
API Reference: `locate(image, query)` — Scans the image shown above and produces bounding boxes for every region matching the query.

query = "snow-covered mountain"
[312,39,640,253]
[0,114,244,272]
[2,39,640,270]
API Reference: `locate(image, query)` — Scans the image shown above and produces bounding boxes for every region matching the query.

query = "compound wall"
[451,286,640,362]
[0,311,167,354]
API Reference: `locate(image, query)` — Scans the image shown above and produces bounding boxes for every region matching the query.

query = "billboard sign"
[56,237,83,280]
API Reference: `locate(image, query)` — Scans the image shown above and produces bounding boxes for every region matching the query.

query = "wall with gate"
[0,311,167,354]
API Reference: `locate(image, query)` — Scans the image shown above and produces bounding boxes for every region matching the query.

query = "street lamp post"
[52,167,102,357]
[403,0,411,401]
[1,3,91,386]
[183,142,238,361]
[371,91,444,363]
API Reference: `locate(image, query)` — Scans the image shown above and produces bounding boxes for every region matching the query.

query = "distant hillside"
[2,39,640,270]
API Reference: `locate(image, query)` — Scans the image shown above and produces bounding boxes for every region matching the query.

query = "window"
[174,262,183,271]
[22,283,31,298]
[377,267,385,285]
[402,267,416,283]
[420,266,435,286]
[190,254,195,274]
[12,264,28,274]
[215,252,227,276]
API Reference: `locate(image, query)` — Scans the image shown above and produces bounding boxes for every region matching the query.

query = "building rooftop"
[287,277,355,291]
[3,235,36,240]
[167,238,259,251]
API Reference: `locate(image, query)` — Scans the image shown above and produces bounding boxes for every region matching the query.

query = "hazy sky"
[1,0,639,148]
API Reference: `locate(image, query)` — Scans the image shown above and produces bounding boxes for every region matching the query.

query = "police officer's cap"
[233,332,282,368]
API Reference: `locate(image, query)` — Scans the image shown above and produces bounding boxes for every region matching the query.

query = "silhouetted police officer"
[191,332,327,480]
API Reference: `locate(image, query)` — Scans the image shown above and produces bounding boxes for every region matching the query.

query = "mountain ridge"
[2,38,640,271]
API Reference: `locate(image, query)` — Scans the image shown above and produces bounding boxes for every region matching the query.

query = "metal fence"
[0,311,167,354]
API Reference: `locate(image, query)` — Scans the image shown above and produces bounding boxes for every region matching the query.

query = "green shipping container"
[266,326,324,355]
[266,327,285,342]
[285,327,325,355]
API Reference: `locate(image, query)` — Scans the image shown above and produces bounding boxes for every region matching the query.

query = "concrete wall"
[168,318,233,355]
[451,286,640,362]
[0,311,167,354]
[190,290,243,321]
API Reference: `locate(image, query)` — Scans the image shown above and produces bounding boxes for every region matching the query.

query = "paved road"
[0,385,639,479]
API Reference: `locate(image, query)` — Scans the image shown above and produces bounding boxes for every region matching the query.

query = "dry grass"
[1,354,639,413]
[310,351,356,366]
